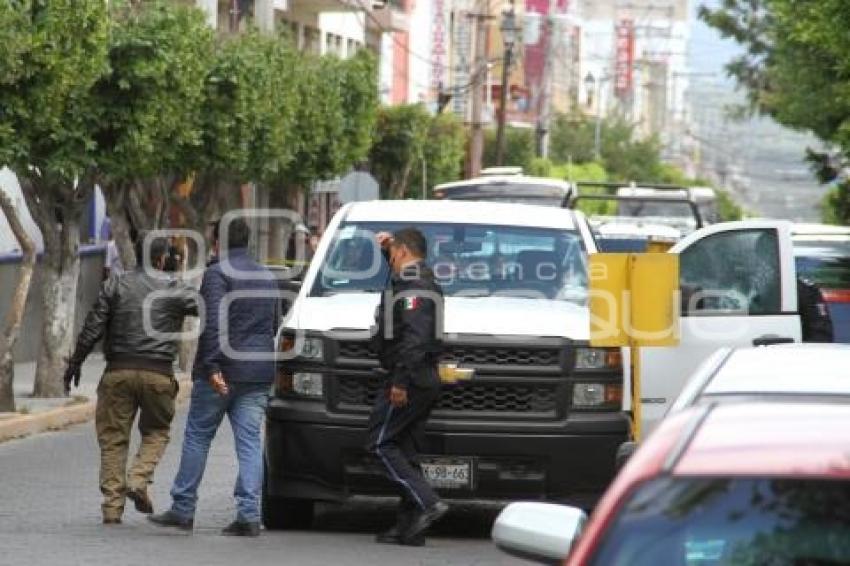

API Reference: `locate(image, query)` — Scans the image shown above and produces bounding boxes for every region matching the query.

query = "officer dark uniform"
[366,228,447,546]
[797,277,834,342]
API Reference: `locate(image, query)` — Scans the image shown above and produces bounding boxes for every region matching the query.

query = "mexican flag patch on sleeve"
[403,297,421,310]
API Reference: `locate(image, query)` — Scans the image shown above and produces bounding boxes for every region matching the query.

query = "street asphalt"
[0,404,525,566]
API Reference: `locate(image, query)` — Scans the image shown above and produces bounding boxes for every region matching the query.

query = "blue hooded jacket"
[192,247,278,384]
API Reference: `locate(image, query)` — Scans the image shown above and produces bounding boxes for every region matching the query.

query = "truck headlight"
[573,383,622,407]
[280,334,324,361]
[298,337,324,360]
[293,372,324,398]
[575,347,622,370]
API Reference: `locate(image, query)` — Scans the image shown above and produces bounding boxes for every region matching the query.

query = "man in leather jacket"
[367,228,448,546]
[64,232,198,524]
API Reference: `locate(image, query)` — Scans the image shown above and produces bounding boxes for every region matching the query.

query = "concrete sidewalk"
[0,354,191,442]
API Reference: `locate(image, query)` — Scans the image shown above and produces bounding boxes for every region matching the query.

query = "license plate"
[421,458,473,490]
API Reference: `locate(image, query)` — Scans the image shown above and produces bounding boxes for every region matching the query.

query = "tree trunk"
[103,182,137,270]
[0,191,37,412]
[19,176,89,398]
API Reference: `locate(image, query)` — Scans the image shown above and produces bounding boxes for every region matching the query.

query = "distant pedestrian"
[368,228,448,546]
[149,218,279,537]
[64,233,198,524]
[100,218,124,280]
[798,277,834,342]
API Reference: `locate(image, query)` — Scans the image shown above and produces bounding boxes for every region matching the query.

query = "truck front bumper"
[264,398,629,507]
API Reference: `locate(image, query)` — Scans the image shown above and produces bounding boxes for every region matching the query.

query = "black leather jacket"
[70,268,198,376]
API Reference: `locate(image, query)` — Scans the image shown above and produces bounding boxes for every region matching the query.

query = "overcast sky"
[688,0,741,82]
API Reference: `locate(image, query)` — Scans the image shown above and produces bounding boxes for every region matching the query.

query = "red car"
[493,401,850,564]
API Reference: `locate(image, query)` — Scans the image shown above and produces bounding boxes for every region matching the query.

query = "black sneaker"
[375,524,426,547]
[221,520,260,537]
[126,487,154,514]
[404,501,449,540]
[148,510,194,532]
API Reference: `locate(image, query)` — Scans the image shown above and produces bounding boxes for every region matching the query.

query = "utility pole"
[535,0,558,159]
[496,2,517,166]
[466,4,493,179]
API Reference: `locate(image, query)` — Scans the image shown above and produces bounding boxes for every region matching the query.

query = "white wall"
[407,0,434,104]
[319,11,367,55]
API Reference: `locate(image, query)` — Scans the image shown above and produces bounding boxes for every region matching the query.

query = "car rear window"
[589,476,850,566]
[794,239,850,290]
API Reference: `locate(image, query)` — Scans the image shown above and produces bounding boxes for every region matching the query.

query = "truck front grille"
[443,345,559,367]
[335,375,558,416]
[336,341,563,373]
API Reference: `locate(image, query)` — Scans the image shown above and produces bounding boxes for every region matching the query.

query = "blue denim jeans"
[170,380,268,523]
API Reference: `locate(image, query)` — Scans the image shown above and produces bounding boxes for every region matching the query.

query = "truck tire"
[262,495,314,530]
[262,466,315,530]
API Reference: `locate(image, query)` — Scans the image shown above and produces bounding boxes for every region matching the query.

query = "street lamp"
[495,2,518,166]
[584,72,595,109]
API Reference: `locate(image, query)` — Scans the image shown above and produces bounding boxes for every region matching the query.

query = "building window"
[304,27,320,54]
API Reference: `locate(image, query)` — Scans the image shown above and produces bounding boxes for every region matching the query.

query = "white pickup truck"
[263,200,627,528]
[263,198,802,529]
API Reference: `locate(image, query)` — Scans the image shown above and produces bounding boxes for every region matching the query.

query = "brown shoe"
[126,487,154,514]
[103,517,122,525]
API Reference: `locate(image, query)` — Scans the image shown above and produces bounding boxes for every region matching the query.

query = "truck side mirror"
[492,502,587,564]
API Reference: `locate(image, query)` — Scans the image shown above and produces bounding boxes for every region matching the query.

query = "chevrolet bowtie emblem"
[438,362,475,384]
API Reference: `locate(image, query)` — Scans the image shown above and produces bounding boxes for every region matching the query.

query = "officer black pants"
[367,384,441,511]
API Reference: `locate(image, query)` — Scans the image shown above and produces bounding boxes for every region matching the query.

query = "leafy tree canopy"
[95,1,215,184]
[0,0,110,185]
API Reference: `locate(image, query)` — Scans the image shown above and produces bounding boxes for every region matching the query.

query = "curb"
[0,376,194,444]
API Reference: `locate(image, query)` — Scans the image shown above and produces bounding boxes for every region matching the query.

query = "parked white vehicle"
[263,200,628,526]
[670,343,850,412]
[640,219,802,433]
[432,169,574,207]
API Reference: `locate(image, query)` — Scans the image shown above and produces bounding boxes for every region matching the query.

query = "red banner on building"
[614,19,635,98]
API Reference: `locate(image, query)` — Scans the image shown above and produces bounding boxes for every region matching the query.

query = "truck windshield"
[589,476,850,566]
[310,222,588,303]
[616,200,697,220]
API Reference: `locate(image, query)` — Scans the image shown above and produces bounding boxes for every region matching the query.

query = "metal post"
[594,99,602,161]
[466,7,492,179]
[495,45,512,165]
[535,0,558,159]
[495,2,516,166]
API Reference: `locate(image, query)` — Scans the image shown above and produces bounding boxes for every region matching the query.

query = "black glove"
[63,363,82,395]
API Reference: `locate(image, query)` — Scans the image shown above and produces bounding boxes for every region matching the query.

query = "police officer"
[64,233,198,524]
[797,277,834,342]
[368,227,448,546]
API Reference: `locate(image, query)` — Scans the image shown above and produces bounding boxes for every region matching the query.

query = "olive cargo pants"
[95,369,178,520]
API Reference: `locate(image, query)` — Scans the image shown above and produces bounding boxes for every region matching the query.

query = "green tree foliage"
[0,0,111,397]
[200,30,298,189]
[700,0,850,223]
[549,112,665,182]
[281,52,377,191]
[336,51,380,174]
[97,2,214,186]
[369,104,431,199]
[410,112,466,196]
[370,105,466,199]
[94,1,215,262]
[483,127,536,171]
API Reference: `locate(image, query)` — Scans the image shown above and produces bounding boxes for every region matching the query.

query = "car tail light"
[822,289,850,303]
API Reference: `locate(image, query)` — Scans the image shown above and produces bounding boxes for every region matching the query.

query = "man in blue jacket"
[150,218,279,536]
